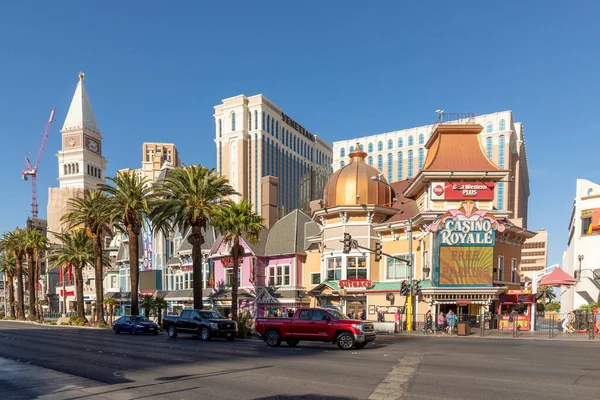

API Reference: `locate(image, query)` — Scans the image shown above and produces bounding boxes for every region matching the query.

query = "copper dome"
[323,145,393,207]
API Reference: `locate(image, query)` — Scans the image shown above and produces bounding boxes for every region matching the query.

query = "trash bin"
[457,322,471,336]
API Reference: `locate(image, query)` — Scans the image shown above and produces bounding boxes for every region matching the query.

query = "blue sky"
[1,1,599,268]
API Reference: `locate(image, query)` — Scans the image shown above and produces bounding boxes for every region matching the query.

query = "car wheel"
[131,328,137,335]
[354,342,367,349]
[153,330,159,336]
[167,326,177,338]
[200,327,211,341]
[285,339,299,347]
[337,332,355,350]
[113,328,120,334]
[265,330,281,347]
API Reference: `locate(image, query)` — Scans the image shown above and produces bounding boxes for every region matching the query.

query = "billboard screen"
[439,246,494,286]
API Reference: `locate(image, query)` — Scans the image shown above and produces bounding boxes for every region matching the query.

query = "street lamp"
[576,255,584,279]
[371,175,415,331]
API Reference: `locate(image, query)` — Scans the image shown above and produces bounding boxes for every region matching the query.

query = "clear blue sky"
[1,1,599,269]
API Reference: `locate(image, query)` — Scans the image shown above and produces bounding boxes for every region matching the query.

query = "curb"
[1,319,110,330]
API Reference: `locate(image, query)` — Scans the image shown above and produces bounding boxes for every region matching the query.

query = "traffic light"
[400,281,408,296]
[374,242,382,262]
[413,280,421,296]
[343,233,352,254]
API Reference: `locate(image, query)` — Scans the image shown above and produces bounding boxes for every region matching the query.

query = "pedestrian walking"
[437,313,445,333]
[446,310,457,335]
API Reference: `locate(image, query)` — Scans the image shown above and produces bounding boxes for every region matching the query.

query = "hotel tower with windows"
[214,94,333,228]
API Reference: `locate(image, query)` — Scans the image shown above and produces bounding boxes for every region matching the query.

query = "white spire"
[62,72,100,134]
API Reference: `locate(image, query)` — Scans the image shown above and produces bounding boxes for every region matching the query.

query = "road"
[0,321,598,400]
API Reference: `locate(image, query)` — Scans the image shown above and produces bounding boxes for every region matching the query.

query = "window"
[377,155,383,172]
[327,257,342,280]
[387,255,410,280]
[582,217,592,235]
[397,152,403,180]
[254,111,258,131]
[497,255,504,280]
[340,148,345,158]
[349,145,355,152]
[497,182,504,210]
[486,137,493,158]
[486,122,493,133]
[311,273,321,285]
[377,141,383,151]
[231,112,236,131]
[271,118,274,135]
[225,268,241,287]
[418,134,424,145]
[218,119,222,138]
[266,115,270,133]
[299,310,311,320]
[498,135,505,168]
[249,112,252,130]
[312,310,329,321]
[407,150,413,178]
[499,119,506,131]
[387,139,393,150]
[347,257,367,279]
[418,148,424,170]
[387,153,393,181]
[110,275,117,288]
[275,121,279,139]
[408,136,414,146]
[340,161,345,168]
[262,111,265,130]
[268,265,290,286]
[367,156,373,166]
[368,143,373,153]
[398,138,404,148]
[511,259,518,282]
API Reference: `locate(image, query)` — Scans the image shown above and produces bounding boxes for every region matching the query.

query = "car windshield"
[200,311,226,319]
[327,310,349,320]
[131,316,151,323]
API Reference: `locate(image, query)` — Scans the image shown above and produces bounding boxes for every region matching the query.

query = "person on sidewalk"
[437,313,445,333]
[446,310,457,335]
[424,310,434,333]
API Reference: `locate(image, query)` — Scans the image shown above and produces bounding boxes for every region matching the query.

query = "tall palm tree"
[62,190,112,324]
[99,171,158,316]
[151,165,237,309]
[0,252,17,318]
[1,230,27,320]
[24,228,48,321]
[45,231,94,323]
[211,200,263,321]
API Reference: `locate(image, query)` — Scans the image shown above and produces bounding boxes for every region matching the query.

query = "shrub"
[578,302,598,312]
[545,302,561,312]
[77,321,85,327]
[60,322,69,326]
[98,323,108,328]
[536,302,545,312]
[49,322,57,325]
[236,311,254,338]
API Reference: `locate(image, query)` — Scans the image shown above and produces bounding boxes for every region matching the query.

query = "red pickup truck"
[255,308,376,350]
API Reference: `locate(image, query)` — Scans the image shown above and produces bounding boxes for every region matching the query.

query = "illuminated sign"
[439,246,493,286]
[338,279,373,288]
[430,182,495,201]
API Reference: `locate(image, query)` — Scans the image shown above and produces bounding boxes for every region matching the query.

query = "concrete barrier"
[373,322,396,334]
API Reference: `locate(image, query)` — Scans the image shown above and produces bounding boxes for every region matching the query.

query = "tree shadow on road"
[254,396,358,400]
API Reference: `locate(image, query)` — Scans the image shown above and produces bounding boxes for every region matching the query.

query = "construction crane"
[22,108,56,219]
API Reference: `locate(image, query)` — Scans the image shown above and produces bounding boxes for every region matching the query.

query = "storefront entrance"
[346,301,365,319]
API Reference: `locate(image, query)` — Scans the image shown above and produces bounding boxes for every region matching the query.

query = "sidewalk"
[395,328,598,342]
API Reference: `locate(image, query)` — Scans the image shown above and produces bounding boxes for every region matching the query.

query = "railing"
[433,112,477,125]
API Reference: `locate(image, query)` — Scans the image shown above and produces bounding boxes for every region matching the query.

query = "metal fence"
[405,311,598,341]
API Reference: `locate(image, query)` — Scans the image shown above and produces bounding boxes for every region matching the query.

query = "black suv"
[162,309,238,341]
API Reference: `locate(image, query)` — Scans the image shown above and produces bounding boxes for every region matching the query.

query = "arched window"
[254,111,258,131]
[350,145,355,152]
[340,148,345,158]
[377,141,383,151]
[340,161,345,168]
[418,134,424,145]
[486,137,493,158]
[377,155,383,172]
[499,119,506,131]
[75,163,79,173]
[398,138,403,148]
[249,112,252,130]
[68,164,72,174]
[418,148,424,170]
[397,152,403,180]
[271,118,274,135]
[497,182,504,211]
[368,156,373,166]
[262,112,265,130]
[498,135,505,168]
[486,122,493,133]
[368,143,373,153]
[387,153,393,182]
[231,112,236,131]
[408,136,414,146]
[275,121,279,139]
[266,115,270,133]
[218,119,222,137]
[387,139,393,150]
[87,165,90,175]
[407,150,413,178]
[64,165,67,175]
[359,144,364,150]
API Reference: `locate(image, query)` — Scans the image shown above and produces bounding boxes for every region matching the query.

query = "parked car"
[113,316,159,335]
[162,309,237,340]
[255,308,376,350]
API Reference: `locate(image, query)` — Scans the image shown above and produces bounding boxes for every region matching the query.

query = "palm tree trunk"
[93,235,105,324]
[189,227,205,310]
[34,250,41,321]
[74,265,87,323]
[8,276,15,319]
[231,239,240,322]
[128,227,140,316]
[15,255,25,320]
[26,252,36,321]
[158,307,163,327]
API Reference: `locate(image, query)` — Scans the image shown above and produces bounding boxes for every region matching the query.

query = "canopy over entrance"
[538,267,576,287]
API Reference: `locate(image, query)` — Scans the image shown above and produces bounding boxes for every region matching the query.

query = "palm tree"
[151,165,236,309]
[104,297,119,325]
[45,231,94,323]
[211,200,263,321]
[99,171,158,316]
[62,190,112,324]
[541,286,556,304]
[141,294,154,318]
[0,252,16,318]
[1,230,27,320]
[154,296,168,327]
[24,228,48,321]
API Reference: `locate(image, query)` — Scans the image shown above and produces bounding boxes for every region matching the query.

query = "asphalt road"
[0,321,598,400]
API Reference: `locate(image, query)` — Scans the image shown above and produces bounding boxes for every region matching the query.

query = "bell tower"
[57,72,107,189]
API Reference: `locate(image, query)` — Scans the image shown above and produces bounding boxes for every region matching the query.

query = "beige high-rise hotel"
[214,94,333,227]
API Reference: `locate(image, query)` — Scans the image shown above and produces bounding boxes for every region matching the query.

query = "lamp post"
[577,255,584,278]
[371,175,414,331]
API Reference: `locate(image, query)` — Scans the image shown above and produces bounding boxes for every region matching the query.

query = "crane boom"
[22,108,56,219]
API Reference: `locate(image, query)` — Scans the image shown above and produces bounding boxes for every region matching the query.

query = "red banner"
[338,279,373,288]
[432,182,495,201]
[60,290,75,297]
